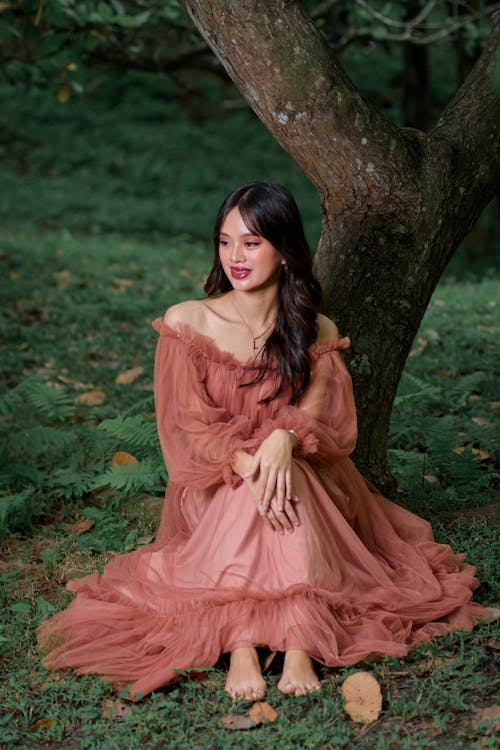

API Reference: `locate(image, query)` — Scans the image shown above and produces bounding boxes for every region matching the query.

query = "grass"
[0,75,499,749]
[1,227,498,749]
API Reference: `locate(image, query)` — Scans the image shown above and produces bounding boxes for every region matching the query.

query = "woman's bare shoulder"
[315,313,340,344]
[163,299,209,332]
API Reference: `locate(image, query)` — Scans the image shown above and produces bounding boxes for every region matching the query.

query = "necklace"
[231,297,277,352]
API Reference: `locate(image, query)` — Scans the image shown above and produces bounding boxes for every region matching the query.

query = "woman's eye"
[219,240,230,247]
[245,241,259,247]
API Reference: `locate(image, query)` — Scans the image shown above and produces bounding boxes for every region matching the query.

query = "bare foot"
[278,650,321,696]
[225,647,266,700]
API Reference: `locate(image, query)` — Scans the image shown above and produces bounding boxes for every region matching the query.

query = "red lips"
[230,266,251,278]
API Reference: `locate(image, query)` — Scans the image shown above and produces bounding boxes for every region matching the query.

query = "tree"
[180,0,499,493]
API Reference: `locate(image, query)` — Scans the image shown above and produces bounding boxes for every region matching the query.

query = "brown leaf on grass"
[66,518,95,535]
[55,270,71,289]
[423,475,440,484]
[263,651,277,672]
[453,446,490,460]
[489,401,500,409]
[57,374,93,390]
[472,417,493,427]
[341,671,382,725]
[248,702,278,725]
[474,705,500,731]
[409,337,428,357]
[487,640,500,651]
[29,718,56,731]
[76,389,106,406]
[112,451,137,468]
[113,278,133,292]
[0,557,27,573]
[219,713,256,730]
[101,698,132,720]
[115,366,144,385]
[436,369,452,378]
[137,534,155,546]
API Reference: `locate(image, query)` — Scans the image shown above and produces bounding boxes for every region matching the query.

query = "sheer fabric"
[38,319,496,698]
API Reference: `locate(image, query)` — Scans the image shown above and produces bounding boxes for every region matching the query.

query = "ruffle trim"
[38,576,497,700]
[152,318,350,371]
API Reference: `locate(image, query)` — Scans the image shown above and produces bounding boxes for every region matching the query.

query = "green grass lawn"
[0,76,498,749]
[1,226,498,750]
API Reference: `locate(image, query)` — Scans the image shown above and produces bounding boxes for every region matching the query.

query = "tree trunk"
[182,0,500,495]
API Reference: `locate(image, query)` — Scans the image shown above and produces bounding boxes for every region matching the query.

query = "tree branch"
[182,0,416,216]
[427,8,500,239]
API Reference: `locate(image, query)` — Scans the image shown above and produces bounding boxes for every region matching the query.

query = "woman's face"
[218,207,284,292]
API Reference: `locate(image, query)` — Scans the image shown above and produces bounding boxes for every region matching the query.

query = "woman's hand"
[243,429,298,512]
[245,469,300,532]
[232,447,300,532]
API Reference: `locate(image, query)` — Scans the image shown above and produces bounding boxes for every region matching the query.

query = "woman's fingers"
[267,498,300,532]
[276,473,286,511]
[285,467,293,501]
[259,467,275,512]
[284,498,300,527]
[266,508,285,532]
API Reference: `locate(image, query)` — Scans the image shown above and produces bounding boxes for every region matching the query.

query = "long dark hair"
[204,181,322,404]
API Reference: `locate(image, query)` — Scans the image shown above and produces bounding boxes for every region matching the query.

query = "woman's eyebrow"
[219,230,259,237]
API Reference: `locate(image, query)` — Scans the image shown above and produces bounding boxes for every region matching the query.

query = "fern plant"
[0,378,166,535]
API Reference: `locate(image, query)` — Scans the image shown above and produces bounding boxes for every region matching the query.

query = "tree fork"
[183,0,500,495]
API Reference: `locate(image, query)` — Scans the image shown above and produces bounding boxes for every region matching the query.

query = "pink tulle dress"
[38,319,495,698]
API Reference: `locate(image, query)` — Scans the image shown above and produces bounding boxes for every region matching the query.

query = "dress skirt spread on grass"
[38,319,496,698]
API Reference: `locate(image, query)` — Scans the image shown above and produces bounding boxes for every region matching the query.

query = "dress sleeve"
[153,320,253,489]
[246,339,358,464]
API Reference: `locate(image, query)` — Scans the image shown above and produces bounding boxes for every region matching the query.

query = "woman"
[39,182,495,701]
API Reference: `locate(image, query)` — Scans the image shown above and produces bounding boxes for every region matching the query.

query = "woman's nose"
[230,243,246,263]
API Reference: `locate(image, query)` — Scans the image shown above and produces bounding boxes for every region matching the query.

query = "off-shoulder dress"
[38,319,495,698]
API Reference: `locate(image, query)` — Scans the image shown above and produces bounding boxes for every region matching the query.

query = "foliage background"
[0,3,498,747]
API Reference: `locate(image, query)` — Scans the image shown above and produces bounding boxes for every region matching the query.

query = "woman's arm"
[239,332,357,512]
[153,311,254,489]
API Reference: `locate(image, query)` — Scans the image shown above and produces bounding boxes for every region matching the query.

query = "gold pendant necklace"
[231,298,276,352]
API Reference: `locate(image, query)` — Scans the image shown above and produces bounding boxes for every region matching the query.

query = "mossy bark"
[182,0,500,495]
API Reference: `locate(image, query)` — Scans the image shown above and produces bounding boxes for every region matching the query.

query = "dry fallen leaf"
[474,705,500,731]
[424,475,440,484]
[115,366,144,385]
[76,389,106,406]
[101,698,132,720]
[263,651,277,672]
[248,702,278,725]
[55,270,71,289]
[409,337,428,357]
[29,718,56,731]
[472,416,492,427]
[137,534,155,546]
[487,640,500,651]
[219,713,255,730]
[341,671,382,725]
[112,451,137,468]
[113,278,133,292]
[453,446,490,460]
[57,374,93,389]
[489,401,500,409]
[66,518,95,535]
